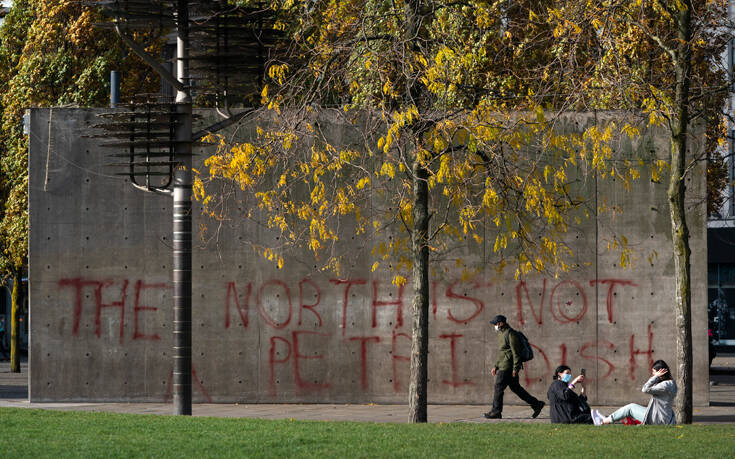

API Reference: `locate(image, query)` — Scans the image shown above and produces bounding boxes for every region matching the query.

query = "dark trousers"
[491,370,540,414]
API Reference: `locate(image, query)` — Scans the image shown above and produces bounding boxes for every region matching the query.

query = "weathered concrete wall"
[28,108,709,405]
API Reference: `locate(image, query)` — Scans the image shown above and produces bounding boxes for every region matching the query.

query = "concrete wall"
[28,108,709,405]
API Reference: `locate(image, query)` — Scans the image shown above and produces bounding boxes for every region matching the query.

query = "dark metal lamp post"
[87,0,281,415]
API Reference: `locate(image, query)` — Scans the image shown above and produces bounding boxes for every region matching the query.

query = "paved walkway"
[1,356,734,424]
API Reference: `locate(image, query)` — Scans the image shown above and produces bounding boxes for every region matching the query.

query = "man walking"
[484,314,545,419]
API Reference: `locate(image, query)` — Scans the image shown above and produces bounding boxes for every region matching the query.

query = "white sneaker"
[591,409,603,426]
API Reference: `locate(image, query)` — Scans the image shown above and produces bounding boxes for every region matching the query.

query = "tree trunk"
[669,0,692,424]
[404,0,429,424]
[408,152,430,423]
[10,269,21,373]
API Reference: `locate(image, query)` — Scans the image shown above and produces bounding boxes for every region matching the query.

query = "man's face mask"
[561,373,572,383]
[494,325,500,332]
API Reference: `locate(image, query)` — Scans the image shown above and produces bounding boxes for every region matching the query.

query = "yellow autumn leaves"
[191,0,665,280]
[196,109,642,281]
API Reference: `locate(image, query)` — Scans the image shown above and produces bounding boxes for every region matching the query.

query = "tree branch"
[629,19,677,65]
[114,23,185,93]
[193,109,256,141]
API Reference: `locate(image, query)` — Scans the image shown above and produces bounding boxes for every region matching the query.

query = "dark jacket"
[547,380,592,424]
[495,327,522,372]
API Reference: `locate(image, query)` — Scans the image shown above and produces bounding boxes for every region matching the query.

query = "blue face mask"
[560,373,572,383]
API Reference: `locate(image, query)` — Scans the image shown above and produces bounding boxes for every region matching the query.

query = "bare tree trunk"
[408,152,430,423]
[403,0,430,424]
[10,269,21,373]
[669,0,692,424]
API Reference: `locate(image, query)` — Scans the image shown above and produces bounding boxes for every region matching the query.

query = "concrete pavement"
[1,356,734,424]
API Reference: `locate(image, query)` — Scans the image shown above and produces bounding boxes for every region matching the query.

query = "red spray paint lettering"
[268,336,291,396]
[549,280,587,324]
[589,279,639,324]
[298,279,322,327]
[445,281,484,324]
[523,343,552,387]
[224,281,251,329]
[330,278,366,336]
[58,278,127,342]
[440,333,475,387]
[516,279,546,325]
[629,324,654,380]
[580,340,616,380]
[133,280,167,341]
[164,364,212,403]
[256,280,292,330]
[391,331,411,392]
[349,336,380,389]
[268,331,331,395]
[372,281,404,329]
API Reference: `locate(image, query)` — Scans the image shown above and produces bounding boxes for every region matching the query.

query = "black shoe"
[532,401,545,418]
[483,411,502,419]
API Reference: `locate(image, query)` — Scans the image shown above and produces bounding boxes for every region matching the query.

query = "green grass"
[1,408,734,458]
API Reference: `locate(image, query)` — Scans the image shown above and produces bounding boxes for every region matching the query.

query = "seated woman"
[592,359,677,425]
[547,365,592,424]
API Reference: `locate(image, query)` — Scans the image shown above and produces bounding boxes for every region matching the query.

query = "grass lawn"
[1,408,734,458]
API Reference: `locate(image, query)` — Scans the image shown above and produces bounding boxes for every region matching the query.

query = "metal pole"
[110,71,120,108]
[173,0,192,416]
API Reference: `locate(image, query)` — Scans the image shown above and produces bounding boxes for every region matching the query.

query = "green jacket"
[495,327,522,372]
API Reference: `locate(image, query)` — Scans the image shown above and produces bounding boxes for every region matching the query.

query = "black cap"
[489,315,507,325]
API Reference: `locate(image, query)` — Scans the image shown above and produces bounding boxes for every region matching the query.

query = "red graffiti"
[516,279,546,325]
[293,331,330,392]
[516,278,637,326]
[590,279,639,323]
[58,278,170,343]
[224,281,251,329]
[523,343,552,387]
[349,336,380,389]
[629,324,654,380]
[330,278,366,336]
[440,333,474,387]
[256,280,293,330]
[58,278,127,342]
[268,331,331,395]
[268,336,291,396]
[58,278,100,336]
[54,274,659,397]
[164,364,212,403]
[372,280,404,329]
[298,279,322,327]
[391,331,411,392]
[97,280,128,344]
[559,343,567,366]
[133,281,166,341]
[519,325,655,387]
[446,281,484,324]
[550,280,587,324]
[580,340,616,380]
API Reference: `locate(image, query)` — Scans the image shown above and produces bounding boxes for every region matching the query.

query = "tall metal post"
[110,71,120,108]
[173,0,193,416]
[95,0,279,414]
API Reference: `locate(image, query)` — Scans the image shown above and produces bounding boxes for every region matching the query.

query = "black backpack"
[505,329,534,362]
